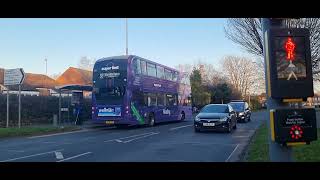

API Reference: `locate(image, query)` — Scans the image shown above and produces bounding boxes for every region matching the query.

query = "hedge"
[0,94,91,127]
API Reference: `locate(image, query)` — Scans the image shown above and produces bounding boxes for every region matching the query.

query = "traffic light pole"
[262,18,293,162]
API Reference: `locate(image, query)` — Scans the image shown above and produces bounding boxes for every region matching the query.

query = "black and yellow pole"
[262,18,293,161]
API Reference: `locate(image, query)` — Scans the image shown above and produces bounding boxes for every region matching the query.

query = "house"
[56,67,92,86]
[1,67,93,97]
[0,84,6,93]
[0,68,4,85]
[0,68,56,95]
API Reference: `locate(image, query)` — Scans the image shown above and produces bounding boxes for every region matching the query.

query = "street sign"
[4,68,25,86]
[4,68,25,128]
[270,108,317,145]
[265,28,313,99]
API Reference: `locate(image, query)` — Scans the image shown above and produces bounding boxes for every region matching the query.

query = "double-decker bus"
[92,55,192,127]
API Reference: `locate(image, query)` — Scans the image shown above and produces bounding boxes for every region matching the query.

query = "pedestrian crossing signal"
[266,28,313,99]
[285,37,295,61]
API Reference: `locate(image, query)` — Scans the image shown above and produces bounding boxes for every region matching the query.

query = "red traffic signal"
[285,37,296,61]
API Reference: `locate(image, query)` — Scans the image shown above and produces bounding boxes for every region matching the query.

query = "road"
[0,111,266,162]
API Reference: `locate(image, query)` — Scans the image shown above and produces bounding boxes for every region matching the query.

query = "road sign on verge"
[4,68,25,86]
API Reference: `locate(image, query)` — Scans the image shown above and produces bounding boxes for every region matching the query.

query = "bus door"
[156,93,166,122]
[165,93,179,121]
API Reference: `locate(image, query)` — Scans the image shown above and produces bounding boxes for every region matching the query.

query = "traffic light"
[266,28,313,100]
[270,108,317,145]
[265,27,317,146]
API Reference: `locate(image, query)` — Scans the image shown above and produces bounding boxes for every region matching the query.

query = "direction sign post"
[4,68,25,128]
[18,84,21,128]
[6,87,9,128]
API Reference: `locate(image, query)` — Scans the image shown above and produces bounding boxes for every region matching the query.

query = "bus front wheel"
[148,114,155,127]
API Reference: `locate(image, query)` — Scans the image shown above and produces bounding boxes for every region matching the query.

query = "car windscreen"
[229,103,244,112]
[200,105,229,113]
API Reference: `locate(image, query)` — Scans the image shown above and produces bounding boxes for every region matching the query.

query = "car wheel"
[148,114,155,127]
[226,123,232,133]
[194,126,200,133]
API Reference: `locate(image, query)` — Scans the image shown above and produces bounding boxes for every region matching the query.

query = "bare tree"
[78,56,95,71]
[221,56,262,98]
[176,61,227,86]
[175,64,193,76]
[225,18,320,79]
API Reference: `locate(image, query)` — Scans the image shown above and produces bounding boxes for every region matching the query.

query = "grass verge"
[0,126,81,139]
[246,122,320,162]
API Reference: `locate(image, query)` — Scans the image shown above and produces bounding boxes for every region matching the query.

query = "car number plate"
[105,121,115,125]
[203,123,215,126]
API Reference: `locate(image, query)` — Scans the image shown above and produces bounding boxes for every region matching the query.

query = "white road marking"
[115,139,123,143]
[0,149,64,162]
[27,129,90,139]
[83,137,96,140]
[225,144,240,162]
[122,132,159,143]
[43,141,56,144]
[56,152,92,162]
[232,136,250,138]
[169,124,193,131]
[7,150,25,153]
[55,151,64,160]
[104,132,157,143]
[62,142,73,145]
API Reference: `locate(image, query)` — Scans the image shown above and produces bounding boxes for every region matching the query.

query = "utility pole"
[125,18,128,55]
[45,58,47,90]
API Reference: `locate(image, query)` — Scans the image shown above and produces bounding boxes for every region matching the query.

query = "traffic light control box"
[266,28,313,99]
[271,108,317,145]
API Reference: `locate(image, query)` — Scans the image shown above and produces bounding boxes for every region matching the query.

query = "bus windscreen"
[93,59,127,104]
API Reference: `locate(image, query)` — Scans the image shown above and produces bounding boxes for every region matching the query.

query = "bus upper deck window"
[133,58,141,74]
[173,72,178,82]
[156,66,165,79]
[147,63,157,77]
[141,60,147,75]
[165,69,173,81]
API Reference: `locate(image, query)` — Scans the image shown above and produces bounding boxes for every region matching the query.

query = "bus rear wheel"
[180,112,185,121]
[148,114,155,127]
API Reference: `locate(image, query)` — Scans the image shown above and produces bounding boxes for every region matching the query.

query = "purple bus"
[91,55,192,127]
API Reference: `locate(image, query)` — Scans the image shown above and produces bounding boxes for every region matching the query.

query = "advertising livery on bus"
[92,55,192,127]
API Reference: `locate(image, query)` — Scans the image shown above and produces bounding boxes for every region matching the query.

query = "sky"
[0,18,253,76]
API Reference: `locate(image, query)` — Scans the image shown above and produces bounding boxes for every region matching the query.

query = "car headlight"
[195,116,200,122]
[239,112,244,116]
[220,117,228,122]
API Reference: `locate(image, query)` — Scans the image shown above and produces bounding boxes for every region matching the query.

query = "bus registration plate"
[203,123,215,126]
[105,121,114,125]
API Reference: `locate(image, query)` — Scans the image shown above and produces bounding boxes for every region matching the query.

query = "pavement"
[0,111,266,162]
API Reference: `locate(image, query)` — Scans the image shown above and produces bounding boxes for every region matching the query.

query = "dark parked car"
[228,101,251,123]
[194,104,237,133]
